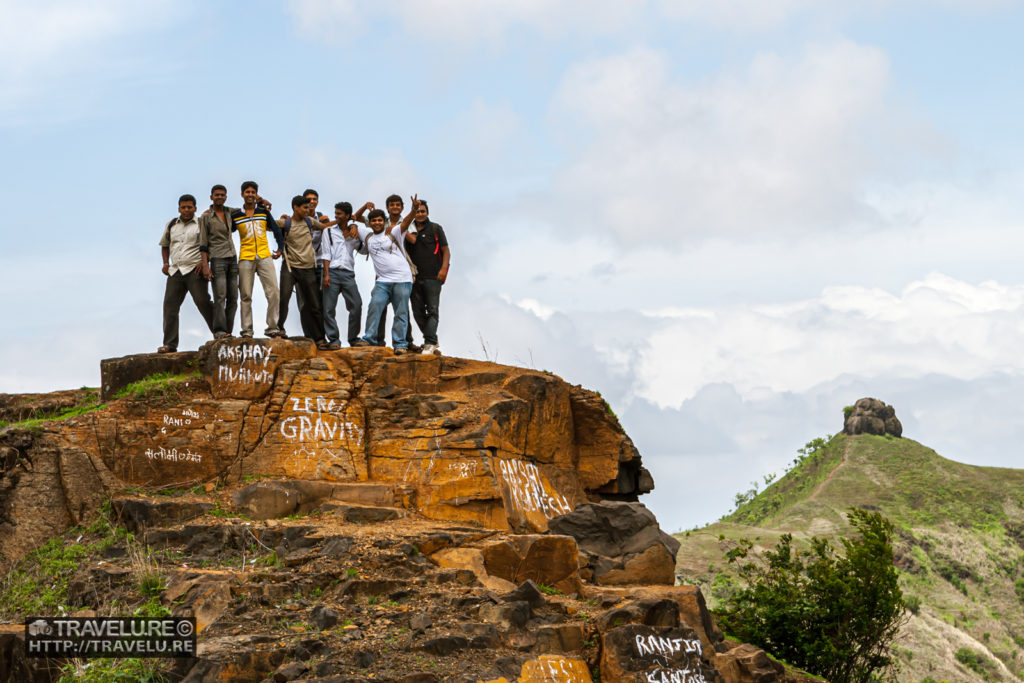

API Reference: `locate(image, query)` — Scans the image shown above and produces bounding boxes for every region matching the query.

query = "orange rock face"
[1,339,652,567]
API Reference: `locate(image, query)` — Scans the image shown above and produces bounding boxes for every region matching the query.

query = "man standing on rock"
[158,194,214,353]
[279,188,330,337]
[273,196,328,348]
[199,184,238,339]
[231,181,283,339]
[354,194,417,350]
[351,198,418,353]
[404,200,450,355]
[318,202,364,349]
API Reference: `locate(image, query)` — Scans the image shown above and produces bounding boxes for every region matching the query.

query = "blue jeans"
[362,281,412,349]
[323,268,362,345]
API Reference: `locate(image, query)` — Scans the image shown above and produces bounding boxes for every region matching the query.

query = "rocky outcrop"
[1,338,652,570]
[0,341,814,681]
[843,397,902,437]
[548,501,680,585]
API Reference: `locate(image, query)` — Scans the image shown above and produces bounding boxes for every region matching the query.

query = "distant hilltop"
[675,397,1024,682]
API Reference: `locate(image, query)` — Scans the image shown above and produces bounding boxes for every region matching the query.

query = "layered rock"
[0,341,818,681]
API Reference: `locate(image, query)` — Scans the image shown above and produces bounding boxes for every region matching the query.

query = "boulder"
[600,623,716,683]
[519,655,593,682]
[480,535,584,596]
[843,397,902,437]
[548,501,680,585]
[714,642,784,682]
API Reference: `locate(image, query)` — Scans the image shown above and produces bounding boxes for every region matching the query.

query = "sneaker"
[407,343,423,353]
[240,332,253,338]
[422,343,438,355]
[394,347,408,355]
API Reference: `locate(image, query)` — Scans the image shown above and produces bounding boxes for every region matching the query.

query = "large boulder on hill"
[843,397,902,437]
[548,501,680,585]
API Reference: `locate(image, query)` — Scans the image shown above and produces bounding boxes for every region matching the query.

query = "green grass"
[0,391,105,432]
[58,658,170,683]
[675,431,1024,681]
[113,372,201,400]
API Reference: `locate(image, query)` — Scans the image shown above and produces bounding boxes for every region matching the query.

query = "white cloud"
[634,273,1024,407]
[547,40,916,241]
[286,0,642,45]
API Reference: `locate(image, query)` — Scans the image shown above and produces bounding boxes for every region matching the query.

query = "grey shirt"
[198,205,237,259]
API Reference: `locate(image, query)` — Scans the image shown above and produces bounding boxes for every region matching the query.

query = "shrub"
[718,509,906,683]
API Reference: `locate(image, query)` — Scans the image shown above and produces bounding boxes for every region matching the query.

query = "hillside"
[674,425,1024,682]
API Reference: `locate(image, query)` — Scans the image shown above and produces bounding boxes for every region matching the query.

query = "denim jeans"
[362,281,412,349]
[210,257,238,335]
[323,268,362,345]
[410,278,443,345]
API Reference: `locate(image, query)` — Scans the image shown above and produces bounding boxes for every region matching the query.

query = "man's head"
[367,208,386,233]
[303,189,319,214]
[385,194,403,218]
[178,194,197,222]
[291,195,311,218]
[334,201,353,222]
[414,199,429,223]
[241,181,259,206]
[210,184,227,207]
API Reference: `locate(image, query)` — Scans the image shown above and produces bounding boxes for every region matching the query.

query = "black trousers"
[287,266,325,341]
[162,269,213,349]
[280,262,323,333]
[410,278,443,345]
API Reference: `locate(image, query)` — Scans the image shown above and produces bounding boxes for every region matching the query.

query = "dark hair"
[178,194,196,206]
[335,201,353,215]
[385,194,403,206]
[291,195,310,209]
[367,208,386,221]
[417,199,429,212]
[303,189,318,198]
[241,180,258,193]
[211,184,227,194]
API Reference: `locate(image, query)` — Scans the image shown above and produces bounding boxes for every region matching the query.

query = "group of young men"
[158,182,451,355]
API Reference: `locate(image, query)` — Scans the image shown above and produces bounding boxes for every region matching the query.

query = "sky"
[2,0,1024,532]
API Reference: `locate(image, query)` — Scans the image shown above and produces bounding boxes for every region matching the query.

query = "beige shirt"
[275,217,318,270]
[158,217,203,275]
[199,206,237,259]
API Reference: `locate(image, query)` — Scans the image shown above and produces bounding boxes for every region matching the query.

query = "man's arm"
[392,195,420,237]
[353,202,373,225]
[438,245,450,283]
[161,247,170,276]
[270,215,285,257]
[197,215,212,279]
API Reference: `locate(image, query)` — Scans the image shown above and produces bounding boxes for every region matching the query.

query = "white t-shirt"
[357,225,412,283]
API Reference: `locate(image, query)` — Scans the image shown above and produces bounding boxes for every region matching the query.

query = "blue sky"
[3,0,1024,531]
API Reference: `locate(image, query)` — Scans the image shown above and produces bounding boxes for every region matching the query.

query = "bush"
[718,509,906,683]
[904,594,921,615]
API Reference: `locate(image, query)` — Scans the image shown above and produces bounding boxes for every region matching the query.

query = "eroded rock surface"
[0,341,816,682]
